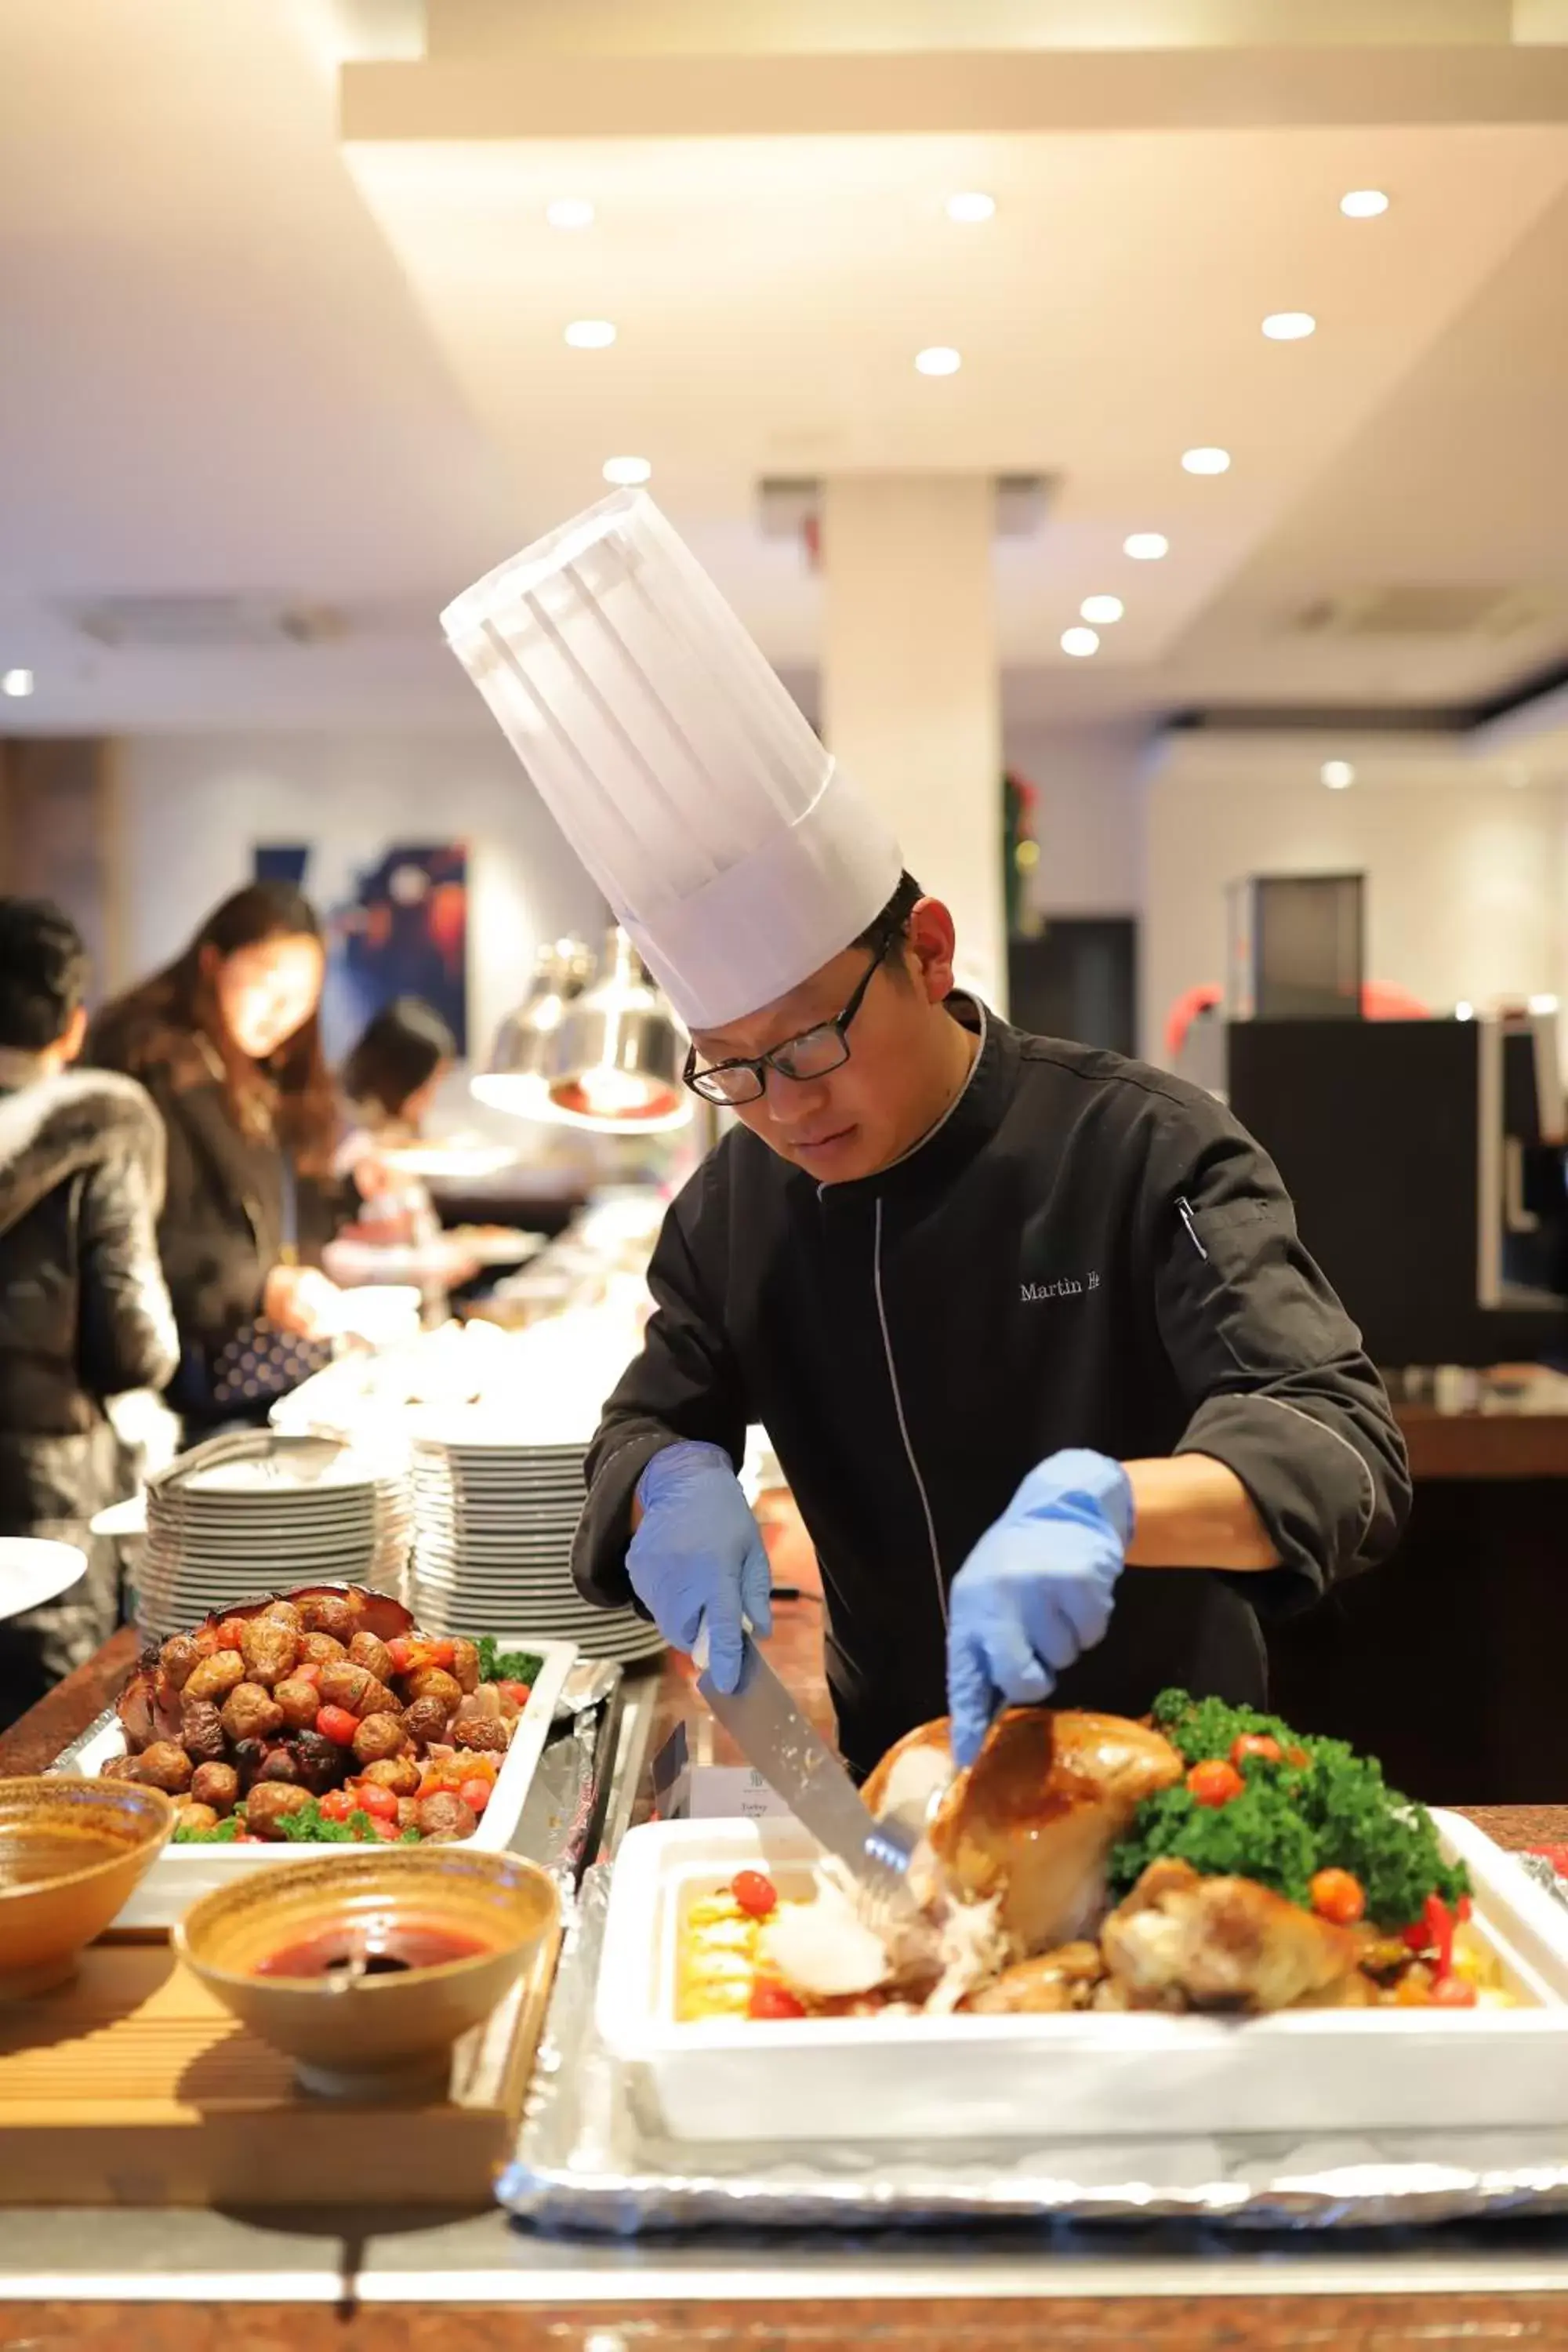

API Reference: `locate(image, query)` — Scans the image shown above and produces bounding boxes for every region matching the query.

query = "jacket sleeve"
[1145,1098,1411,1613]
[76,1109,181,1398]
[572,1164,751,1612]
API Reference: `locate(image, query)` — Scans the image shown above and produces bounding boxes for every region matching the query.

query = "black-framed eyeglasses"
[683,927,896,1107]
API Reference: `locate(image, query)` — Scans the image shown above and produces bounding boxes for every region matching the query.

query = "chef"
[444,495,1410,1778]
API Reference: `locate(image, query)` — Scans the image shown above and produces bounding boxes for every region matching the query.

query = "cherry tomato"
[427,1639,456,1669]
[1231,1734,1282,1769]
[1309,1867,1367,1926]
[1432,1973,1477,2008]
[459,1777,492,1814]
[319,1788,355,1823]
[1186,1760,1245,1808]
[748,1977,807,2020]
[216,1620,246,1651]
[369,1816,401,1842]
[731,1869,779,1918]
[502,1680,532,1708]
[355,1782,399,1820]
[386,1638,413,1675]
[1285,1746,1310,1769]
[292,1661,321,1688]
[316,1704,359,1746]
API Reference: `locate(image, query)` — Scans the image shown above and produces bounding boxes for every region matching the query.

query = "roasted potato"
[297,1630,348,1670]
[158,1632,203,1691]
[136,1740,194,1795]
[395,1796,420,1835]
[99,1753,146,1783]
[453,1716,510,1755]
[179,1697,227,1766]
[401,1695,452,1752]
[318,1661,375,1715]
[183,1649,246,1705]
[190,1761,239,1815]
[352,1711,409,1767]
[293,1730,348,1796]
[243,1782,313,1839]
[273,1675,323,1733]
[348,1632,394,1685]
[416,1791,477,1843]
[259,1599,303,1632]
[256,1744,303,1784]
[296,1592,355,1641]
[450,1639,481,1696]
[175,1801,219,1834]
[361,1755,420,1797]
[220,1682,285,1746]
[406,1666,463,1715]
[240,1619,299,1688]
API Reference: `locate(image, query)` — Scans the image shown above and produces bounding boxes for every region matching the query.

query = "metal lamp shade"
[543,931,691,1134]
[470,938,594,1116]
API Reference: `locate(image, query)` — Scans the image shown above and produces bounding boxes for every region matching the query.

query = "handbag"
[209,1156,333,1410]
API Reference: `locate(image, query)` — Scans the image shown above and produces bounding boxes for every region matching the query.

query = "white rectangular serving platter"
[70,1633,576,1929]
[597,1813,1568,2143]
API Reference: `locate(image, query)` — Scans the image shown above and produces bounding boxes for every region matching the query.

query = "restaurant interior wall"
[114,730,609,1065]
[1143,746,1568,1070]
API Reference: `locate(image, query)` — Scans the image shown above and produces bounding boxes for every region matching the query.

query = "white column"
[820,474,1006,1012]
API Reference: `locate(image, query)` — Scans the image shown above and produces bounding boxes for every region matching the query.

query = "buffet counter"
[5,1610,1568,2342]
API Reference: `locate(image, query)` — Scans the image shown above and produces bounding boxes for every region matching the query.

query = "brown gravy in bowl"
[0,1828,125,1891]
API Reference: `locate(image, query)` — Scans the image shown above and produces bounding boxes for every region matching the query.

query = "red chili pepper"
[1424,1893,1456,1978]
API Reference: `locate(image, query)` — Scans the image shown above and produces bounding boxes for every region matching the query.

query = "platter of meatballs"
[74,1584,575,1923]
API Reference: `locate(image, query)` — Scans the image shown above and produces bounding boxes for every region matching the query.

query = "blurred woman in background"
[336,998,460,1316]
[88,882,345,1428]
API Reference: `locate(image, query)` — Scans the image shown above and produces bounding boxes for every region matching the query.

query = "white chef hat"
[441,492,903,1030]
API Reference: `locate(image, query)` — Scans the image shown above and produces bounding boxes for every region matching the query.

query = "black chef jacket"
[573,1002,1410,1779]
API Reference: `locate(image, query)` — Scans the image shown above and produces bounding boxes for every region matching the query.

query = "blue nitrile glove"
[946,1449,1132,1769]
[629,1439,773,1695]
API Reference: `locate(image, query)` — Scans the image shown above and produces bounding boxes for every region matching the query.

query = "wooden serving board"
[0,1921,561,2207]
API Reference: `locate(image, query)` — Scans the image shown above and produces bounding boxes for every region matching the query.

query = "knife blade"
[696,1632,916,1906]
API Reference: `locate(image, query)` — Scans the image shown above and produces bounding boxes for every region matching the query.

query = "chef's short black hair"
[0,896,89,1051]
[854,869,924,958]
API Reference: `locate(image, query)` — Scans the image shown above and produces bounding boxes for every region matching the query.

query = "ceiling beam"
[342,45,1568,143]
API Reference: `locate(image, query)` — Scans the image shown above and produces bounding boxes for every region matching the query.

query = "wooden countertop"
[5,1616,1568,2343]
[1396,1401,1568,1480]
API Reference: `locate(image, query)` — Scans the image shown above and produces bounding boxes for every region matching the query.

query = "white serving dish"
[70,1633,575,1929]
[597,1813,1568,2143]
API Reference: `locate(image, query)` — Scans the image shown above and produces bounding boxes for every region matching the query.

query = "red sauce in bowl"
[252,1919,488,1979]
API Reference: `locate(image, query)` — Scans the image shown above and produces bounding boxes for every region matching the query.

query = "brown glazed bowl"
[172,1846,558,2097]
[0,1775,176,1998]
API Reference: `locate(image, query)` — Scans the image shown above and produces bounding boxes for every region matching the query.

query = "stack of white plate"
[134,1432,414,1640]
[408,1428,664,1663]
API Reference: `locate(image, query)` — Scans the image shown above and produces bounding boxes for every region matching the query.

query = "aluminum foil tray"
[501,1860,1568,2238]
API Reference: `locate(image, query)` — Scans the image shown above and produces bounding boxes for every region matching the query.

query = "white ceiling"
[5,0,1568,759]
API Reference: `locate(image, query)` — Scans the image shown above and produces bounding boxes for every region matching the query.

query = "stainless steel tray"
[502,1858,1568,2236]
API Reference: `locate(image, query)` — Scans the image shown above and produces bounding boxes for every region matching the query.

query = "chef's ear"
[905,897,958,1004]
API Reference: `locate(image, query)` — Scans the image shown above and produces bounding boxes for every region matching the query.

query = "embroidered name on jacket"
[1021,1272,1100,1301]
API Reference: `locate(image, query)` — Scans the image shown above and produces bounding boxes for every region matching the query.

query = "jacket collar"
[816,993,1021,1208]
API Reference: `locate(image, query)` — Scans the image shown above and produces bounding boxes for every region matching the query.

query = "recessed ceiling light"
[914,346,962,376]
[1,668,34,698]
[1181,446,1231,476]
[1262,311,1316,341]
[1340,189,1389,220]
[564,319,616,349]
[1123,532,1169,561]
[1080,594,1123,624]
[1061,626,1100,659]
[946,191,996,223]
[546,197,596,230]
[602,456,652,487]
[1321,759,1355,790]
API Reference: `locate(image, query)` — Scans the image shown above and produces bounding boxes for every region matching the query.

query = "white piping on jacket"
[873,1193,948,1627]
